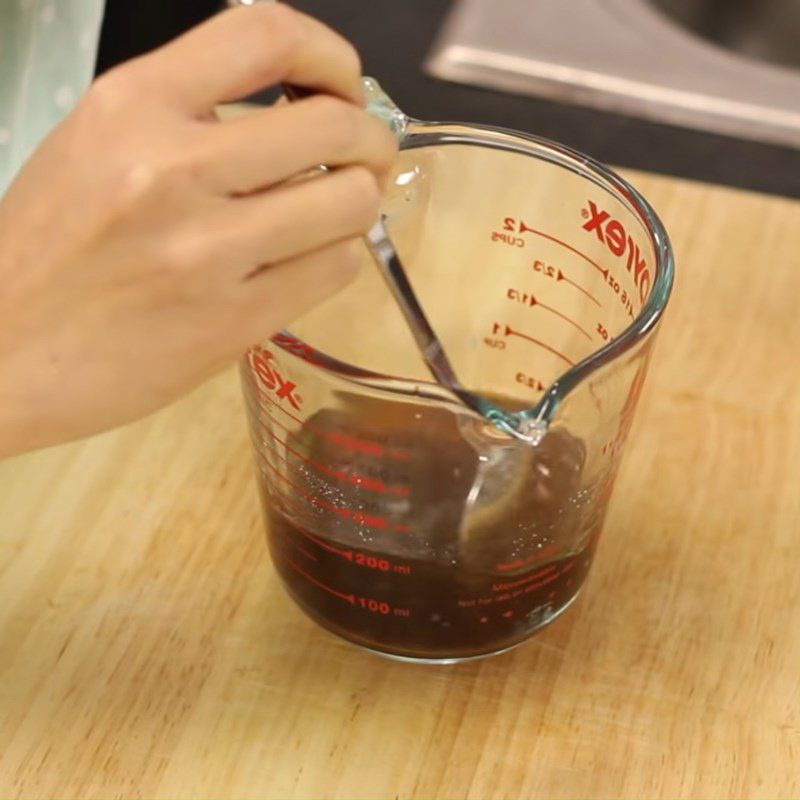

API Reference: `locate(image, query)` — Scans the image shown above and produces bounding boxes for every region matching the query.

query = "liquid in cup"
[242,119,674,662]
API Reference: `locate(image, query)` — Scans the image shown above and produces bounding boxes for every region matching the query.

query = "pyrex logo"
[252,349,302,410]
[583,201,651,304]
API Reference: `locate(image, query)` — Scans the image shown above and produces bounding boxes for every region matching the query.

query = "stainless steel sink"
[653,0,800,70]
[425,0,800,149]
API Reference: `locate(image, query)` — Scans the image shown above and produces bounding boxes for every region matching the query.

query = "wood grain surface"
[1,170,799,798]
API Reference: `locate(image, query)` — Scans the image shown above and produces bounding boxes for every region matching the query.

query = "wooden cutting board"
[1,169,799,798]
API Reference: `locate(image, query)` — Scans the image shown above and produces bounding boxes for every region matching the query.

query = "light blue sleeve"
[0,0,105,195]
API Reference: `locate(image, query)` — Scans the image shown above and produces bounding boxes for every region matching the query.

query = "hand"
[0,4,397,458]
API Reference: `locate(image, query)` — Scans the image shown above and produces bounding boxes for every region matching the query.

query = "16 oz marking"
[603,272,635,317]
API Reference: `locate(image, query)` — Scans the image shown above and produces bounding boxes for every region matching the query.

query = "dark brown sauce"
[267,515,595,660]
[254,393,602,660]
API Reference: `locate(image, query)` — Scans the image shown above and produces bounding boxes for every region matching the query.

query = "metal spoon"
[230,0,540,442]
[286,83,543,441]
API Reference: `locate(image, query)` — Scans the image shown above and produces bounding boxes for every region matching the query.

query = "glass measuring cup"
[240,102,674,663]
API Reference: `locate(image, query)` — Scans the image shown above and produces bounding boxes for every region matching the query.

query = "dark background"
[96,0,800,199]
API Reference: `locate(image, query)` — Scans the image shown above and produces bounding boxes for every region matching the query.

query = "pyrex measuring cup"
[240,105,674,663]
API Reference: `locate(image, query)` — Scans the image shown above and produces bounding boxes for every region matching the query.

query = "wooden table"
[1,171,799,798]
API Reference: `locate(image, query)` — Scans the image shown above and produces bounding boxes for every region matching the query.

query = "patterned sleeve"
[0,0,105,195]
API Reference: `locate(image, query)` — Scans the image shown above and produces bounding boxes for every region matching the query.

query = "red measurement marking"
[504,325,575,366]
[486,567,571,607]
[492,564,557,593]
[258,451,391,529]
[243,384,292,431]
[351,512,389,530]
[256,415,404,497]
[293,544,318,562]
[265,459,341,513]
[272,518,319,562]
[516,373,545,392]
[496,544,559,572]
[244,371,396,461]
[557,269,601,307]
[252,439,280,476]
[349,474,389,492]
[530,295,593,341]
[283,555,355,604]
[507,289,592,339]
[284,516,354,560]
[497,559,524,572]
[392,523,410,533]
[502,610,514,618]
[256,431,341,501]
[283,518,412,576]
[256,419,351,483]
[245,384,411,498]
[480,616,488,623]
[324,431,381,458]
[280,493,315,524]
[256,429,407,533]
[518,220,608,278]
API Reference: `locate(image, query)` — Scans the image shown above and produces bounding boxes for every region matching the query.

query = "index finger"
[139,4,364,113]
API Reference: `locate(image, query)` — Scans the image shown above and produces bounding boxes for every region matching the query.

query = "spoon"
[230,0,541,442]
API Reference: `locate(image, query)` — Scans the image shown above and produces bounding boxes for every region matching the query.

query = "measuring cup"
[240,97,674,663]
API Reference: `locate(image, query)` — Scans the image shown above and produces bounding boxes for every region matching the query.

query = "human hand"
[0,3,397,457]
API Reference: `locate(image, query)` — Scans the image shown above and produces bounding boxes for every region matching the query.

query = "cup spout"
[363,77,410,141]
